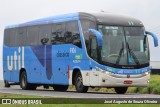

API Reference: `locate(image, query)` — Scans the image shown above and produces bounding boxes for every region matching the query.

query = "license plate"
[124,80,132,84]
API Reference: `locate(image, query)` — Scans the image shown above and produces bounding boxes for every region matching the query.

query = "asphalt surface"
[0,81,160,98]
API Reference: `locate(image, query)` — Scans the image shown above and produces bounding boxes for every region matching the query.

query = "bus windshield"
[98,25,149,68]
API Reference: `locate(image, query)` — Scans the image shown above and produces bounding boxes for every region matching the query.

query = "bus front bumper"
[82,71,150,87]
[99,73,150,87]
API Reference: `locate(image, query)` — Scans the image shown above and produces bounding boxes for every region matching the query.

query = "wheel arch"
[72,68,81,85]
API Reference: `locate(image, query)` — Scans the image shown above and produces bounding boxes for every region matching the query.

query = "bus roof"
[6,12,143,29]
[89,13,143,26]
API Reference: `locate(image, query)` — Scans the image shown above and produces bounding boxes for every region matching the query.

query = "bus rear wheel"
[20,71,36,90]
[53,85,68,91]
[74,72,88,93]
[114,87,128,94]
[4,80,10,88]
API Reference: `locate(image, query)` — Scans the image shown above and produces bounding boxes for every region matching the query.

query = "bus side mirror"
[89,29,103,47]
[146,31,158,47]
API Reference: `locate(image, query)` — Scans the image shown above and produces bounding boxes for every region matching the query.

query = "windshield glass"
[98,25,149,67]
[124,27,149,65]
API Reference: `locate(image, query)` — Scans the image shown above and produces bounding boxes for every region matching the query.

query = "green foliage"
[127,75,160,94]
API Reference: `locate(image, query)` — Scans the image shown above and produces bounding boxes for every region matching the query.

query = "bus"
[3,12,158,94]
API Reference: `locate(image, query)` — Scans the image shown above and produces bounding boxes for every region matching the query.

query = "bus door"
[89,36,99,86]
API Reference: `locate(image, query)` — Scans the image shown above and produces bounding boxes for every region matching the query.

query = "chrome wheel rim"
[77,76,83,89]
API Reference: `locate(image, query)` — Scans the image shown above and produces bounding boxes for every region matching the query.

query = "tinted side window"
[39,24,52,45]
[4,29,10,46]
[80,20,96,54]
[51,23,66,44]
[27,26,39,46]
[10,28,17,47]
[91,37,98,61]
[5,28,25,47]
[65,21,81,48]
[50,24,56,44]
[17,28,27,46]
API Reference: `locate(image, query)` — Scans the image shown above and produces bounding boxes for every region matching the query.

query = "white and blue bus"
[3,12,158,94]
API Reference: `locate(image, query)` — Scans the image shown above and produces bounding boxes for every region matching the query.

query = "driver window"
[91,38,98,61]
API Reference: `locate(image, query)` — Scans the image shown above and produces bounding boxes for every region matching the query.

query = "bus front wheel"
[74,72,88,93]
[114,87,128,94]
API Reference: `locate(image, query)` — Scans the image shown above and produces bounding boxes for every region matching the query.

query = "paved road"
[0,86,160,98]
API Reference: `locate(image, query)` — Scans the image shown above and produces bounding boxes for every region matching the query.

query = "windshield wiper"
[116,42,124,65]
[126,42,140,66]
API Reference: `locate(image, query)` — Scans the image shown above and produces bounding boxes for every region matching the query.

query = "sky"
[0,0,160,79]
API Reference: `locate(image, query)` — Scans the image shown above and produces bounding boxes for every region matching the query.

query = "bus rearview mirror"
[146,31,158,47]
[89,29,103,47]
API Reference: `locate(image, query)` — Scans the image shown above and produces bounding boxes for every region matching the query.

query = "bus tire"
[20,71,29,90]
[20,71,36,90]
[53,85,68,91]
[114,87,128,94]
[4,80,10,88]
[74,71,88,93]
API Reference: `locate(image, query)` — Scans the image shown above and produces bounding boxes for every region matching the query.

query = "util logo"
[7,47,25,70]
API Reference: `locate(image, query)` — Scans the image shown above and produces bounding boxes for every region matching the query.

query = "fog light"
[144,72,149,76]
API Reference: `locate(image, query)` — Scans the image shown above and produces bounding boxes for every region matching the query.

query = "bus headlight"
[144,72,150,76]
[105,71,111,75]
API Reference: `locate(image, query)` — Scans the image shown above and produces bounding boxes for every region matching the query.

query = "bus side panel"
[3,45,55,84]
[52,60,69,85]
[3,46,11,81]
[52,45,70,85]
[25,46,43,83]
[52,43,88,85]
[27,46,54,84]
[3,60,10,81]
[3,46,20,82]
[3,46,9,81]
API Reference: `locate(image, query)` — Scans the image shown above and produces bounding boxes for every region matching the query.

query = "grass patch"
[127,75,160,94]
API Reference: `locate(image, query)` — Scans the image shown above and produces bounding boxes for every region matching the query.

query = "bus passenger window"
[9,29,17,46]
[27,26,39,46]
[39,24,52,45]
[51,23,66,44]
[17,28,27,46]
[65,21,82,48]
[4,29,10,46]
